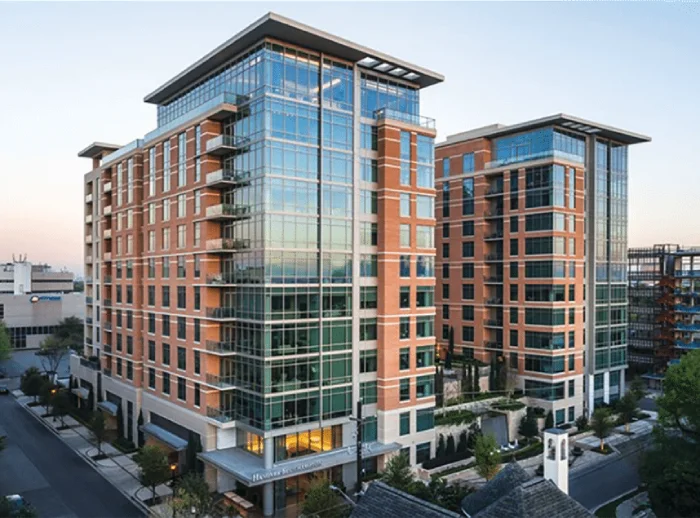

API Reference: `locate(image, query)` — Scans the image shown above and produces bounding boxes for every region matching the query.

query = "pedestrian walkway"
[576,419,653,450]
[15,393,172,513]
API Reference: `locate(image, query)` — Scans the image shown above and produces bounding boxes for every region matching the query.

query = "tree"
[0,498,38,518]
[616,393,638,433]
[457,430,468,453]
[544,410,554,429]
[22,372,44,403]
[21,366,41,386]
[53,316,84,346]
[52,390,71,427]
[301,479,346,518]
[116,402,124,439]
[446,435,456,456]
[435,367,444,407]
[38,335,70,383]
[171,473,214,518]
[381,452,414,492]
[460,363,468,398]
[445,327,454,370]
[466,423,482,451]
[473,363,480,397]
[474,434,501,481]
[39,380,56,413]
[91,411,107,456]
[135,445,171,503]
[518,408,538,440]
[629,376,647,403]
[0,321,11,361]
[436,434,446,458]
[137,410,145,448]
[590,408,614,452]
[489,356,497,392]
[87,386,95,413]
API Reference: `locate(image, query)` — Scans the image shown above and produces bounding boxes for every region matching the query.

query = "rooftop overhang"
[441,114,651,147]
[77,142,121,159]
[144,12,444,106]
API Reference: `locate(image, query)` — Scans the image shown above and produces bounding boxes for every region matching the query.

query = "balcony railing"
[485,276,503,283]
[206,273,236,285]
[104,322,112,331]
[205,135,249,156]
[104,275,112,284]
[205,374,236,389]
[103,181,112,193]
[86,296,94,304]
[485,149,585,169]
[205,238,250,253]
[79,357,100,370]
[486,297,503,305]
[485,232,503,240]
[103,344,112,354]
[485,320,503,328]
[86,255,93,263]
[485,209,504,218]
[485,254,504,261]
[206,307,236,320]
[205,204,251,221]
[85,214,93,224]
[205,340,236,355]
[374,108,436,130]
[86,234,93,244]
[207,406,235,423]
[104,205,112,216]
[85,193,93,204]
[104,252,112,261]
[484,341,503,349]
[85,337,93,345]
[205,169,251,189]
[104,229,112,240]
[103,299,112,308]
[486,187,504,196]
[86,317,93,324]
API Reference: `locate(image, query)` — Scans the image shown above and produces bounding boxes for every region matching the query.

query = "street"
[569,436,651,511]
[0,395,141,518]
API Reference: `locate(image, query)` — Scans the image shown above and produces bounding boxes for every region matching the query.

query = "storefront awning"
[98,401,119,416]
[141,423,188,451]
[199,441,401,487]
[72,388,89,400]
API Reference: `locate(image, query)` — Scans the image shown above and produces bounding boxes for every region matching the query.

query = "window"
[360,381,378,404]
[400,193,411,217]
[163,198,171,221]
[194,350,201,374]
[162,228,170,250]
[510,239,519,256]
[148,368,156,389]
[148,313,156,334]
[400,412,410,435]
[511,215,519,233]
[194,286,201,310]
[416,286,434,307]
[400,317,410,340]
[416,225,434,248]
[442,183,450,217]
[510,261,518,279]
[162,343,170,366]
[400,162,411,186]
[177,346,186,370]
[361,190,377,214]
[177,225,186,249]
[416,442,431,464]
[194,383,201,407]
[194,256,201,278]
[462,221,474,236]
[417,256,434,277]
[162,314,170,336]
[462,178,474,215]
[510,330,519,347]
[462,326,474,342]
[510,284,518,302]
[442,243,450,259]
[360,350,377,373]
[525,354,565,374]
[193,222,201,247]
[400,287,410,309]
[462,305,474,321]
[148,340,156,362]
[442,264,450,279]
[442,157,450,177]
[177,317,186,340]
[462,152,475,173]
[568,354,575,371]
[525,261,566,278]
[442,305,449,319]
[400,224,411,248]
[126,361,133,380]
[360,255,377,277]
[462,242,474,258]
[416,409,434,431]
[526,308,565,326]
[177,286,186,309]
[177,256,186,278]
[148,203,156,225]
[462,284,474,300]
[462,263,474,278]
[360,287,377,309]
[525,331,565,350]
[163,372,171,394]
[400,255,411,277]
[400,348,410,370]
[416,316,433,338]
[360,318,377,341]
[178,132,186,187]
[194,318,200,342]
[162,286,170,307]
[442,222,450,238]
[510,307,518,324]
[416,346,434,368]
[361,222,378,247]
[400,379,410,401]
[177,377,186,401]
[416,195,434,219]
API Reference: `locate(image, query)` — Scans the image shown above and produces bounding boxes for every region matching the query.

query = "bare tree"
[38,336,70,383]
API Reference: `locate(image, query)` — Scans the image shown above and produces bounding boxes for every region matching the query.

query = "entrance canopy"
[141,423,188,451]
[200,441,401,487]
[98,401,118,416]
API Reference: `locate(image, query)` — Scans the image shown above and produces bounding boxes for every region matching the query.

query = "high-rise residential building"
[73,12,442,516]
[0,258,83,350]
[435,115,649,422]
[628,244,700,389]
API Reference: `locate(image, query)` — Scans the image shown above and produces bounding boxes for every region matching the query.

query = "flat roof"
[77,142,121,159]
[440,113,651,147]
[144,12,444,105]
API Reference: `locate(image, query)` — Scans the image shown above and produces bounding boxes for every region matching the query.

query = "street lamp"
[329,485,356,508]
[170,463,177,484]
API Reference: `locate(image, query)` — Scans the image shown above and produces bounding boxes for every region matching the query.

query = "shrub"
[435,409,476,427]
[492,399,526,411]
[532,406,546,417]
[422,449,472,470]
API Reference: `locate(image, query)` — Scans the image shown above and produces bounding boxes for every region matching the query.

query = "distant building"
[0,258,83,349]
[628,244,700,388]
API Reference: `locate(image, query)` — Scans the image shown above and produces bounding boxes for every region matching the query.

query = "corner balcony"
[103,275,112,284]
[205,238,250,254]
[206,307,236,320]
[104,229,112,240]
[86,255,93,263]
[205,340,236,355]
[86,234,93,244]
[104,252,112,262]
[85,193,93,204]
[205,203,251,222]
[374,107,436,131]
[104,205,112,216]
[207,406,235,423]
[205,169,251,189]
[85,214,93,224]
[205,135,248,156]
[206,273,236,286]
[205,374,236,389]
[103,181,112,193]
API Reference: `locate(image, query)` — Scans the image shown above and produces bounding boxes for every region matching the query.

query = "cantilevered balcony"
[206,273,236,286]
[206,135,248,156]
[205,203,251,221]
[86,255,93,263]
[205,340,236,355]
[207,407,234,423]
[85,193,93,204]
[205,238,251,253]
[103,181,112,193]
[104,229,112,240]
[205,374,236,389]
[86,234,93,244]
[85,214,93,224]
[205,169,251,189]
[104,252,112,261]
[104,205,112,216]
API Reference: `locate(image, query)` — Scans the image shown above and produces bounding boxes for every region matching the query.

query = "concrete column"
[263,482,274,517]
[619,371,626,396]
[264,437,274,469]
[603,371,610,404]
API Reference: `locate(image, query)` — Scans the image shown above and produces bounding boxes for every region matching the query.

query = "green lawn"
[595,488,644,518]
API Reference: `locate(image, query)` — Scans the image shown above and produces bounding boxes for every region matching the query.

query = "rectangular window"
[163,198,171,221]
[416,346,434,368]
[462,305,474,321]
[194,383,201,407]
[162,314,170,336]
[177,317,186,340]
[400,255,411,277]
[148,368,156,389]
[162,372,171,394]
[194,286,201,310]
[510,307,518,324]
[462,152,475,173]
[462,284,474,300]
[510,238,519,256]
[400,379,410,401]
[126,360,133,380]
[361,190,377,214]
[510,330,519,347]
[416,375,434,398]
[416,286,434,308]
[400,317,410,340]
[400,412,410,435]
[162,258,170,278]
[462,242,474,258]
[442,283,450,299]
[462,263,474,278]
[361,222,378,247]
[400,193,411,217]
[416,316,433,338]
[147,286,155,306]
[416,409,434,431]
[400,131,411,161]
[442,157,450,177]
[462,220,474,236]
[148,340,155,362]
[442,243,450,259]
[177,286,186,309]
[360,254,377,277]
[193,318,200,343]
[162,343,170,366]
[462,326,474,342]
[360,318,377,341]
[163,141,171,192]
[400,162,411,186]
[462,178,474,215]
[416,225,434,248]
[177,377,186,401]
[177,256,186,278]
[416,195,434,219]
[193,222,201,247]
[194,350,201,374]
[400,348,410,370]
[178,132,186,187]
[400,224,411,248]
[416,256,434,277]
[177,346,186,370]
[360,381,378,404]
[360,287,377,309]
[360,350,377,373]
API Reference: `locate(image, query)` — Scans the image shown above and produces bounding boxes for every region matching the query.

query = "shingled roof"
[474,478,591,518]
[461,462,532,517]
[350,481,462,518]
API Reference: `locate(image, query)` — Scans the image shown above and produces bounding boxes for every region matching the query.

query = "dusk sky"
[1,1,698,275]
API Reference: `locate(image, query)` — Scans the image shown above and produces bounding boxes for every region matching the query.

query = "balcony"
[104,181,112,193]
[205,135,249,156]
[485,254,504,261]
[86,318,93,326]
[104,321,112,332]
[104,205,112,216]
[205,203,251,221]
[205,340,236,355]
[86,296,93,305]
[206,307,236,320]
[103,299,112,308]
[485,320,503,328]
[485,209,504,218]
[86,234,93,244]
[85,193,93,204]
[485,297,503,306]
[485,232,503,241]
[85,337,93,345]
[484,341,503,349]
[207,406,235,423]
[206,273,236,286]
[374,108,436,130]
[205,238,250,253]
[86,255,93,263]
[85,276,93,284]
[103,344,112,354]
[104,275,112,284]
[485,276,503,284]
[485,186,504,197]
[104,252,112,261]
[205,374,236,389]
[85,214,93,224]
[104,229,112,240]
[206,169,251,189]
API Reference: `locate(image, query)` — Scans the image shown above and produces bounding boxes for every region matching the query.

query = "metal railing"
[104,322,112,331]
[103,344,112,354]
[206,307,236,319]
[205,374,236,388]
[104,205,112,216]
[205,341,236,354]
[374,108,436,130]
[85,193,93,204]
[205,238,251,252]
[104,275,112,284]
[205,134,249,154]
[80,357,100,370]
[207,407,235,423]
[104,229,112,239]
[206,169,251,186]
[103,299,112,308]
[86,296,94,304]
[205,204,250,219]
[103,181,112,193]
[85,214,93,224]
[206,273,236,285]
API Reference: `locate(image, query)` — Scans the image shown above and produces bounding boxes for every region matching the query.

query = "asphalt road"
[569,436,651,511]
[0,395,141,518]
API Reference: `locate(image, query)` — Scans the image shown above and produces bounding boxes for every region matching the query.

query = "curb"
[16,397,149,516]
[591,487,640,514]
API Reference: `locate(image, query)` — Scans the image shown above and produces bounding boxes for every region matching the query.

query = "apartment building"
[435,115,649,421]
[73,12,442,516]
[0,258,83,349]
[628,244,700,388]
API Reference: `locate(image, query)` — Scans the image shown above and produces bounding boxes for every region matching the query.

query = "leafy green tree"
[38,335,69,383]
[629,376,647,402]
[591,407,614,452]
[91,411,107,456]
[457,430,468,453]
[52,390,72,427]
[135,445,171,503]
[436,434,446,458]
[171,473,214,518]
[489,356,497,391]
[446,435,456,456]
[53,316,84,345]
[575,414,589,431]
[445,327,454,370]
[21,366,41,385]
[544,410,554,429]
[137,410,145,448]
[435,367,444,407]
[616,393,638,433]
[518,408,539,440]
[0,435,5,453]
[381,452,414,492]
[39,380,56,413]
[300,479,346,518]
[0,321,11,361]
[22,372,44,402]
[0,497,38,518]
[474,434,501,481]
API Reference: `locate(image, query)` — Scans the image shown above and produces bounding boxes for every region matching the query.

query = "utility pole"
[350,399,364,496]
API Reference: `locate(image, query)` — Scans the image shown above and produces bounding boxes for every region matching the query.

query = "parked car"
[0,385,9,395]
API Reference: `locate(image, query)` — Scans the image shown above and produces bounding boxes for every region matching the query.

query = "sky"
[1,1,698,275]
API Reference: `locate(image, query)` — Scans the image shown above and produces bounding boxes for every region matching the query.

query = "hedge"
[435,409,476,427]
[422,449,472,470]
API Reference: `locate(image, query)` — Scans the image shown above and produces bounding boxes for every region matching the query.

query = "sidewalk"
[15,392,172,514]
[575,419,654,450]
